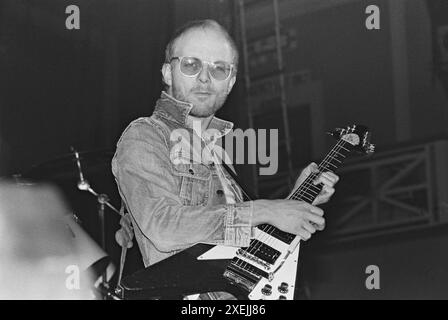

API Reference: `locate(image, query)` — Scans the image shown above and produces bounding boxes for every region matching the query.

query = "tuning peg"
[347,125,356,133]
[327,127,345,137]
[366,143,375,154]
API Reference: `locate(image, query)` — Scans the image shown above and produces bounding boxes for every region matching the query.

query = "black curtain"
[426,0,448,94]
[0,0,174,177]
[0,0,174,275]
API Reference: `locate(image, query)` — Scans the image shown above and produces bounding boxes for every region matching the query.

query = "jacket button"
[216,190,224,196]
[188,169,194,175]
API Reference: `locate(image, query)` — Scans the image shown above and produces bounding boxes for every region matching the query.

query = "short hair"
[164,19,239,73]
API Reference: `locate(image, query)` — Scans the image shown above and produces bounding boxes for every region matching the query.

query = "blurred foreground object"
[0,182,100,299]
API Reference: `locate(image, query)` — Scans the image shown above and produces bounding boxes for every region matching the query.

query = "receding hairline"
[164,20,239,70]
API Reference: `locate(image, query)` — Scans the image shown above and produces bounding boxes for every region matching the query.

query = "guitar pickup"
[239,240,281,265]
[257,225,295,244]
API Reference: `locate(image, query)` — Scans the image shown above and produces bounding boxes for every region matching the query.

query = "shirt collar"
[154,91,234,139]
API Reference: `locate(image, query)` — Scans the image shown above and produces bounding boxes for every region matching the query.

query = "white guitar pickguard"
[197,229,301,300]
[197,245,238,260]
[249,243,300,300]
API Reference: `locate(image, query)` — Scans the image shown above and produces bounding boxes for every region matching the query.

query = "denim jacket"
[112,92,254,267]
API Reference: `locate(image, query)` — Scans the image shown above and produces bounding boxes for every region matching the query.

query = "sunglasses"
[170,56,234,81]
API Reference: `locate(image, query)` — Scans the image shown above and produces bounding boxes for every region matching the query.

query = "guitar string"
[262,139,349,239]
[289,140,351,199]
[196,127,350,274]
[289,142,348,200]
[236,139,349,272]
[241,140,349,269]
[254,140,348,247]
[235,140,348,273]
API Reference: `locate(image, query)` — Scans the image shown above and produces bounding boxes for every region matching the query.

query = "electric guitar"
[117,125,375,300]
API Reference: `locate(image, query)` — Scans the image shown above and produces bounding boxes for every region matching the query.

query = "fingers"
[302,221,316,234]
[312,184,336,205]
[319,185,335,198]
[297,216,326,241]
[300,202,324,216]
[302,162,318,174]
[314,172,339,186]
[298,229,312,241]
[301,214,326,240]
[295,163,319,188]
[304,211,325,226]
[315,222,325,231]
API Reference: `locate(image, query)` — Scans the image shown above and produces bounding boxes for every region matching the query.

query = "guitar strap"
[220,162,255,201]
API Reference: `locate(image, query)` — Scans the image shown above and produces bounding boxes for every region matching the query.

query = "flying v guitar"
[117,125,375,300]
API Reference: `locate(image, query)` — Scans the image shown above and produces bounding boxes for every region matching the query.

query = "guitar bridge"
[223,257,270,292]
[237,249,272,270]
[223,268,257,293]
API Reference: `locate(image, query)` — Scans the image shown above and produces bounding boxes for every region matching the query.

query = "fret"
[323,162,338,169]
[333,151,346,158]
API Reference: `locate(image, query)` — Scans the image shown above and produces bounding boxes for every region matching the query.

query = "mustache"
[191,86,215,93]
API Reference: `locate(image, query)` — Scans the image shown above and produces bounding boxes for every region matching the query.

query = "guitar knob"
[278,282,289,294]
[261,284,272,296]
[278,295,287,300]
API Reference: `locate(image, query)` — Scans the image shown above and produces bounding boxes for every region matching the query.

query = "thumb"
[309,162,318,172]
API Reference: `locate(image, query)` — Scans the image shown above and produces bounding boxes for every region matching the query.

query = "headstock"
[327,124,375,154]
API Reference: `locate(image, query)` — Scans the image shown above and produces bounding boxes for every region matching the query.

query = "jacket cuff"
[224,201,254,247]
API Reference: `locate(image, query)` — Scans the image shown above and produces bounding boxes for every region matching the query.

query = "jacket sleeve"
[112,120,254,253]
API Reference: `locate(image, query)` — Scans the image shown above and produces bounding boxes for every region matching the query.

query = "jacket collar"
[154,91,234,139]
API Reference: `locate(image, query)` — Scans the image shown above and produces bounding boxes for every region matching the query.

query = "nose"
[197,62,211,83]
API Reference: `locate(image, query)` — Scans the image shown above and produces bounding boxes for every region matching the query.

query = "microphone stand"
[71,147,122,299]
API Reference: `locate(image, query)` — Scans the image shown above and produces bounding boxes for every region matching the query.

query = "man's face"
[162,28,237,118]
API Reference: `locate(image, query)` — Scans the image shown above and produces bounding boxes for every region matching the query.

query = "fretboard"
[288,138,354,203]
[256,138,354,244]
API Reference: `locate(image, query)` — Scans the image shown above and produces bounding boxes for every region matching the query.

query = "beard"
[171,84,228,118]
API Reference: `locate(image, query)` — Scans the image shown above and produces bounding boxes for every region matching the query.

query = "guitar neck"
[254,138,354,245]
[288,139,354,204]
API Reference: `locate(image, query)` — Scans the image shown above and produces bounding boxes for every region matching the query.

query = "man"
[113,19,338,283]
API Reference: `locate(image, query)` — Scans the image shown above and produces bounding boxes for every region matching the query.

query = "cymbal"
[23,149,114,181]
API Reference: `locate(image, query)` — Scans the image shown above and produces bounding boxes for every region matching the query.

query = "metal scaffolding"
[236,0,295,196]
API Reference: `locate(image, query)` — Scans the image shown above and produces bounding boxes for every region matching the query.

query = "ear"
[226,75,236,94]
[161,63,173,87]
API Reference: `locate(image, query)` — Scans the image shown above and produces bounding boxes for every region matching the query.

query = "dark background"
[1,0,448,299]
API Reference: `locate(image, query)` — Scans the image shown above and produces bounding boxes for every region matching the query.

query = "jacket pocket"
[172,163,211,206]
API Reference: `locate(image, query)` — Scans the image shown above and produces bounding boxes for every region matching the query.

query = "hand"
[253,199,325,241]
[115,213,134,248]
[294,162,340,206]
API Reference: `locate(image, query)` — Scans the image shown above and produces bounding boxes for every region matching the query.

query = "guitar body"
[117,244,246,300]
[118,242,304,300]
